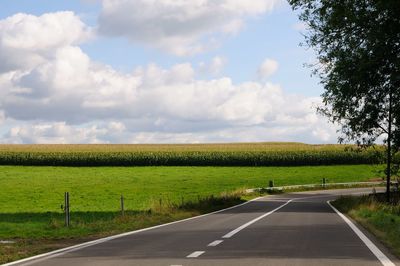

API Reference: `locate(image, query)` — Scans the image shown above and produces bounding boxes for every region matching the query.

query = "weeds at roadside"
[332,193,400,258]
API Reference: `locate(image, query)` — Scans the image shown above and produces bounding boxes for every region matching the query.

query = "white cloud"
[199,56,227,76]
[0,12,91,50]
[2,51,337,142]
[258,58,278,79]
[98,0,280,56]
[0,111,5,125]
[0,12,92,73]
[133,63,195,88]
[2,118,338,144]
[0,10,338,144]
[312,127,334,142]
[4,122,122,144]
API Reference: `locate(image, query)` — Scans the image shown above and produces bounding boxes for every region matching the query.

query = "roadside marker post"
[269,180,274,188]
[322,178,326,188]
[64,192,70,227]
[120,195,125,216]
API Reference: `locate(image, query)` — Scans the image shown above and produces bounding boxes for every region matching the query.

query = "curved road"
[6,188,399,266]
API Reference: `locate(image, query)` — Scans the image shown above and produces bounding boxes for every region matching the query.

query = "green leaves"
[289,0,400,147]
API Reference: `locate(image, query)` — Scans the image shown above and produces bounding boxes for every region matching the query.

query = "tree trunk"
[386,91,393,203]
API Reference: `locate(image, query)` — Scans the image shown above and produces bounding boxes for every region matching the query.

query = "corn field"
[0,143,384,166]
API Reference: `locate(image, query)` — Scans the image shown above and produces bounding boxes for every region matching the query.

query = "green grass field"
[0,164,384,263]
[0,165,384,213]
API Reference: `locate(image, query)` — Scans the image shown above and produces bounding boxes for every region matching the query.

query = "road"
[7,188,398,266]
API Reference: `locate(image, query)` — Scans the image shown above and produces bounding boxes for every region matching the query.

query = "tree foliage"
[289,0,400,199]
[290,0,399,146]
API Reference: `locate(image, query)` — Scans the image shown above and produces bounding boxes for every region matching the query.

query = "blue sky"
[0,0,336,144]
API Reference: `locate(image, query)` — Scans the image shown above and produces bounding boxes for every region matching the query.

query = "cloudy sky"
[0,0,338,144]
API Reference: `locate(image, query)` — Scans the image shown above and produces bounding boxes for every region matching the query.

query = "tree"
[289,0,400,201]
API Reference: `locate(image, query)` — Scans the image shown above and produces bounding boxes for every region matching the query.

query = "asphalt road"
[8,188,399,266]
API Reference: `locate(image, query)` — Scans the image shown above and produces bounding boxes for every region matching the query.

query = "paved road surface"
[7,188,399,266]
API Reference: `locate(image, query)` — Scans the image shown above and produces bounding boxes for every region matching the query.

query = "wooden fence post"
[269,180,274,188]
[120,195,125,216]
[65,192,70,227]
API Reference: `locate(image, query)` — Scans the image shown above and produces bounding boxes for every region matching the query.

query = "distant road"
[6,188,398,266]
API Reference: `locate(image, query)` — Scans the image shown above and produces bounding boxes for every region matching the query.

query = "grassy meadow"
[0,165,384,213]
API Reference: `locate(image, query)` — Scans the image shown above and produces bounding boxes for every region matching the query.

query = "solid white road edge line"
[186,251,205,258]
[2,197,263,266]
[222,199,293,239]
[327,201,395,266]
[208,240,224,247]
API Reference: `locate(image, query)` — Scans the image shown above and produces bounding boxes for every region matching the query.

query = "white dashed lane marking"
[208,240,224,247]
[186,251,205,258]
[222,199,293,238]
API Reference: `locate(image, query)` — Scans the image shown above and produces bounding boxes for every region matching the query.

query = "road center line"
[222,199,293,239]
[327,201,395,266]
[208,240,223,246]
[186,251,205,258]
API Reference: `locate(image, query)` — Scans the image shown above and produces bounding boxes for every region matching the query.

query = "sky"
[0,0,339,144]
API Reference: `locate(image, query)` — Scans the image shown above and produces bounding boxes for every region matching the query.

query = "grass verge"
[332,194,400,258]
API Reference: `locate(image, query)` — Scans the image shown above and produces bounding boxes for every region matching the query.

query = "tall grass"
[0,143,383,166]
[333,194,400,257]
